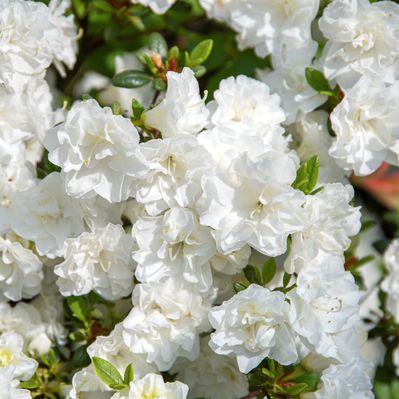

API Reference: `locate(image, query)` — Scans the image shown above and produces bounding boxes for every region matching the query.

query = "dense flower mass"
[1,0,399,398]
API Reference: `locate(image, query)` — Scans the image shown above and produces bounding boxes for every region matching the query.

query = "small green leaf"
[348,255,375,270]
[67,296,89,327]
[124,363,134,385]
[168,46,179,60]
[188,39,213,67]
[153,77,167,91]
[148,33,168,58]
[19,375,40,389]
[132,99,144,120]
[82,94,93,101]
[292,156,319,194]
[111,101,121,115]
[262,258,277,285]
[92,357,126,390]
[305,67,332,95]
[112,70,153,89]
[233,282,247,293]
[71,345,91,368]
[192,65,207,78]
[244,265,262,285]
[283,272,291,288]
[360,219,377,232]
[284,382,309,395]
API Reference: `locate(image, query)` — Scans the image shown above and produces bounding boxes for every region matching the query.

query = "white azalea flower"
[314,359,374,399]
[285,183,361,274]
[381,239,399,323]
[55,223,135,300]
[319,0,399,89]
[207,75,285,133]
[133,207,216,292]
[288,256,361,360]
[144,68,209,138]
[329,76,399,176]
[0,232,43,301]
[0,302,53,356]
[209,284,298,373]
[134,135,211,215]
[87,323,158,378]
[200,0,319,58]
[0,332,37,381]
[122,278,211,371]
[0,365,32,399]
[0,0,77,78]
[130,0,176,14]
[67,366,111,399]
[209,246,251,276]
[198,153,305,256]
[12,172,85,258]
[171,337,249,399]
[111,373,188,399]
[45,99,148,202]
[289,111,347,183]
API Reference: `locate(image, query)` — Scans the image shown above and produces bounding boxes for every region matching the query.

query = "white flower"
[130,0,176,14]
[288,256,361,360]
[133,207,215,292]
[198,153,305,256]
[111,373,188,399]
[393,345,399,377]
[55,223,135,300]
[46,0,78,77]
[0,0,77,77]
[87,323,158,378]
[209,284,298,373]
[284,183,361,274]
[0,365,31,399]
[122,278,211,370]
[319,0,399,89]
[207,75,285,133]
[0,302,52,356]
[67,366,111,399]
[258,64,327,125]
[134,135,211,215]
[381,239,399,323]
[329,76,399,176]
[144,68,209,138]
[200,0,319,58]
[0,332,37,381]
[314,359,374,399]
[171,337,249,399]
[45,99,148,202]
[209,246,251,276]
[0,232,43,301]
[289,111,346,183]
[12,172,85,258]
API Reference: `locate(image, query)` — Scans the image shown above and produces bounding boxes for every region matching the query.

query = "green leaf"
[244,265,262,285]
[92,357,126,390]
[124,363,134,385]
[187,39,213,67]
[112,70,153,88]
[262,258,277,285]
[19,375,40,389]
[111,101,121,115]
[132,99,144,120]
[292,156,319,194]
[148,33,168,58]
[284,382,309,395]
[67,296,89,327]
[283,272,291,288]
[305,67,333,95]
[71,345,91,368]
[168,46,179,60]
[192,65,207,78]
[233,282,247,293]
[348,255,375,270]
[153,77,167,91]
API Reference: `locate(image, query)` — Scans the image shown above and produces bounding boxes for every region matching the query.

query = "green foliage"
[185,39,213,67]
[292,155,320,195]
[112,70,153,88]
[148,32,168,58]
[92,357,127,390]
[305,67,334,96]
[244,258,277,287]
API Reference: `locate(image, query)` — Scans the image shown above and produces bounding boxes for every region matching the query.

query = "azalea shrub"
[2,0,399,398]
